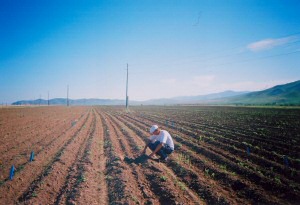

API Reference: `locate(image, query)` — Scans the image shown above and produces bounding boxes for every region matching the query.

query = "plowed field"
[0,106,299,204]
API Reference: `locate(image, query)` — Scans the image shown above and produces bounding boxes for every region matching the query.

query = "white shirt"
[150,130,174,150]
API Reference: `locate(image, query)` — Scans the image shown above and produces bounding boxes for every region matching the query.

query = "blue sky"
[1,0,300,103]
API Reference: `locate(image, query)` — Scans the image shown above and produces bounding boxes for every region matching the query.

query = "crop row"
[1,106,299,204]
[116,111,285,204]
[110,106,299,204]
[137,111,300,177]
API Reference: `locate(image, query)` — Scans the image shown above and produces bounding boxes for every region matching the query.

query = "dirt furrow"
[104,111,206,204]
[53,110,97,205]
[114,112,233,204]
[0,109,91,204]
[0,107,86,154]
[75,109,108,204]
[124,112,296,204]
[147,113,299,183]
[16,109,94,204]
[97,110,156,204]
[122,112,283,205]
[141,110,300,167]
[0,109,88,183]
[102,111,162,204]
[98,112,129,204]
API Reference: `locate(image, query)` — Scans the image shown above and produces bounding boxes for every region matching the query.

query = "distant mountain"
[11,91,248,106]
[11,80,300,106]
[12,98,127,106]
[219,80,300,105]
[142,91,249,105]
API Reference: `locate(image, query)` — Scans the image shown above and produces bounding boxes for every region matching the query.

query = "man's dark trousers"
[148,141,173,159]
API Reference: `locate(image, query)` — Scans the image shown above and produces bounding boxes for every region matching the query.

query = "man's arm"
[142,140,151,154]
[149,142,163,158]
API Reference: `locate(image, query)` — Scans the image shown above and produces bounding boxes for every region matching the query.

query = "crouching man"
[142,125,174,162]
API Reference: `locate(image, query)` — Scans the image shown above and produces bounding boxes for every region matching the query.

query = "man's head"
[150,125,160,135]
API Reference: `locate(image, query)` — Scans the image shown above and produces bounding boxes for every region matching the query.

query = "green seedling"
[219,164,227,171]
[77,174,86,184]
[274,176,281,184]
[205,168,210,176]
[230,172,237,176]
[130,195,139,204]
[177,181,186,191]
[160,176,167,182]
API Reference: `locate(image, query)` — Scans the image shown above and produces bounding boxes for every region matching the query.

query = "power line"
[129,32,300,70]
[126,64,129,109]
[128,49,300,76]
[205,50,300,69]
[67,85,69,107]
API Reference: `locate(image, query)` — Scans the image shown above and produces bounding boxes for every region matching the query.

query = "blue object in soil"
[166,120,168,125]
[246,147,250,155]
[10,165,15,180]
[30,151,35,162]
[284,156,289,167]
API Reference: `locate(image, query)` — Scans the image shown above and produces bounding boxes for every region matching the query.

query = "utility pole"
[48,91,49,106]
[126,63,129,109]
[67,85,69,106]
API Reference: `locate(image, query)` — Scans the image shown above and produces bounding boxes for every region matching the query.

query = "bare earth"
[0,106,299,204]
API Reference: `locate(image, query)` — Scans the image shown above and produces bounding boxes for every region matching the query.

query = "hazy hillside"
[221,80,300,105]
[142,91,249,105]
[12,98,126,106]
[12,91,246,106]
[11,81,300,106]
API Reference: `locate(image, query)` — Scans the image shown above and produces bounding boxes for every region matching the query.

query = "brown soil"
[0,106,299,205]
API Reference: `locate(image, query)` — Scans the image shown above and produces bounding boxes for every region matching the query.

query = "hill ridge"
[11,80,300,106]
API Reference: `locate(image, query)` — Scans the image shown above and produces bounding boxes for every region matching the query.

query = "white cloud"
[247,36,298,52]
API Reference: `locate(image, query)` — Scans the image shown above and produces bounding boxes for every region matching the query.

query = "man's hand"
[149,152,159,159]
[150,143,163,158]
[149,153,154,158]
[141,142,150,156]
